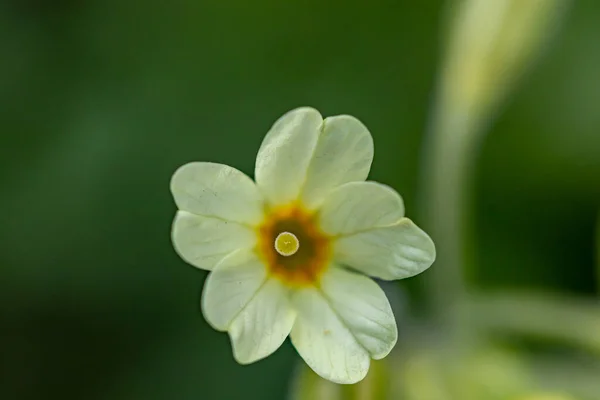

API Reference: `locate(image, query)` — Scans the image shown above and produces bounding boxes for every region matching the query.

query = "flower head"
[170,107,436,384]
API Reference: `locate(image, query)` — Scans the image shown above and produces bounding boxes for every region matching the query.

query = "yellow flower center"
[257,203,331,287]
[274,232,300,256]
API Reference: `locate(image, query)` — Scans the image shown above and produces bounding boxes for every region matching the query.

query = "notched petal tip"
[299,113,375,209]
[290,268,396,384]
[255,107,324,206]
[226,279,296,366]
[271,107,324,132]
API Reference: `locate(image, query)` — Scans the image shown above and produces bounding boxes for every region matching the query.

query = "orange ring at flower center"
[256,203,331,287]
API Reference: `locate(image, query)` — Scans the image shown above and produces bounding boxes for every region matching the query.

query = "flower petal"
[290,291,369,384]
[229,279,296,364]
[290,267,397,384]
[171,211,256,271]
[318,181,405,236]
[333,218,436,281]
[323,267,398,359]
[255,107,323,206]
[254,109,374,209]
[171,162,264,225]
[300,115,374,209]
[201,249,267,331]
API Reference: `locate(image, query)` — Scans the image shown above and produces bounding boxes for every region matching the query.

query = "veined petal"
[289,267,397,384]
[334,218,436,281]
[254,109,374,209]
[319,181,405,236]
[322,267,398,359]
[201,249,267,331]
[255,107,323,206]
[171,211,256,271]
[290,291,369,384]
[229,279,296,364]
[300,115,374,209]
[171,162,264,225]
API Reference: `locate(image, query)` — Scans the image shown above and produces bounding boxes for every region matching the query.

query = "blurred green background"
[1,1,599,399]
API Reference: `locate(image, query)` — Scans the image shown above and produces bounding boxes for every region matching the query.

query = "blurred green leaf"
[463,292,600,355]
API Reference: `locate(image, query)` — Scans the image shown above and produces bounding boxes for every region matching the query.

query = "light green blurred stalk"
[596,210,600,292]
[421,0,568,315]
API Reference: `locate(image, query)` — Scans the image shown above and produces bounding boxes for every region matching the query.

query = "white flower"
[170,107,436,384]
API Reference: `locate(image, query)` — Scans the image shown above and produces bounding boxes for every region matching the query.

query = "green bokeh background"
[1,1,599,399]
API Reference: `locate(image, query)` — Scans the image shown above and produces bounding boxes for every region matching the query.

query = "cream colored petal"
[320,267,397,359]
[170,162,264,225]
[255,107,323,206]
[334,218,436,281]
[300,115,374,209]
[290,287,370,384]
[229,279,296,364]
[318,181,405,236]
[290,266,396,384]
[171,211,256,271]
[201,249,267,331]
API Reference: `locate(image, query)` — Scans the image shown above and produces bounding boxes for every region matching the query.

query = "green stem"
[418,0,568,320]
[420,105,484,317]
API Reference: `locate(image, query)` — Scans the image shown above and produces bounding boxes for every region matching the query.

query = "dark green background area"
[1,1,599,399]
